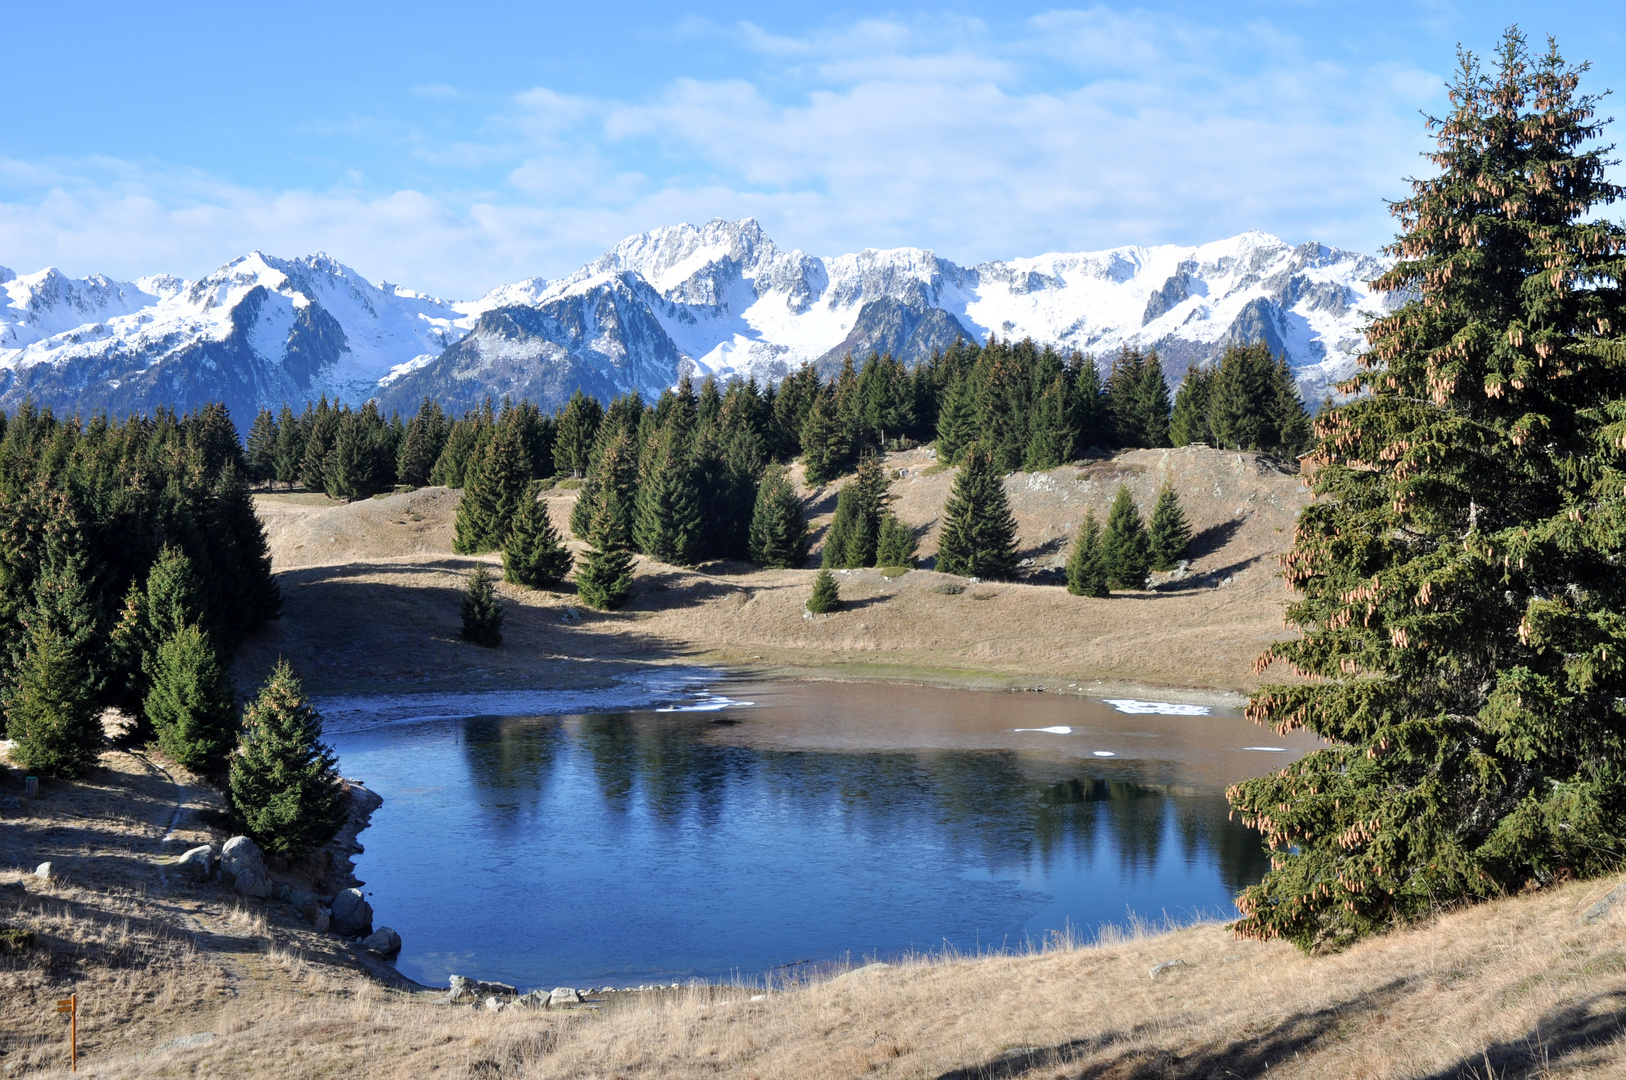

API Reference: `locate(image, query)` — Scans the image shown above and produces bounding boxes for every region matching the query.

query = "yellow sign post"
[55,994,76,1072]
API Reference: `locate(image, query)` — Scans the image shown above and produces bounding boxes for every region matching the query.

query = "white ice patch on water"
[1013,726,1073,734]
[1103,699,1212,716]
[656,696,755,713]
[1242,746,1289,752]
[1093,751,1117,757]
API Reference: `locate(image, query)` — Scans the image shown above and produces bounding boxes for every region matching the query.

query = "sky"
[2,2,1622,297]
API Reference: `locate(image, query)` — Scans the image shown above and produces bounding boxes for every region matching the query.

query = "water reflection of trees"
[456,712,1269,892]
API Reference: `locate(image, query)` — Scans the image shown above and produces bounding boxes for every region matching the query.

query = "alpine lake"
[329,680,1321,990]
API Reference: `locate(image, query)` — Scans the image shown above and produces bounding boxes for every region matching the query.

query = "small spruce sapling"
[806,568,842,613]
[1065,511,1110,598]
[460,566,504,647]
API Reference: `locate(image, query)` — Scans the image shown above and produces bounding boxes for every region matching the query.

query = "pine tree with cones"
[1229,31,1626,951]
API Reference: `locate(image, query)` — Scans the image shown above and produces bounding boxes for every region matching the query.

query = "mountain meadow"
[4,28,1626,1080]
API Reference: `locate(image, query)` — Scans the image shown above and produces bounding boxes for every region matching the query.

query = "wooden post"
[56,994,76,1071]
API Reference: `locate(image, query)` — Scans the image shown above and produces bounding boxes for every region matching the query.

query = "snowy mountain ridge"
[0,219,1396,422]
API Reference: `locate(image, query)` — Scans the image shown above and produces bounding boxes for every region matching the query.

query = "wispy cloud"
[0,10,1445,295]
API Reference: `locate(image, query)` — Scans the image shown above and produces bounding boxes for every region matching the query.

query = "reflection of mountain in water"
[458,712,1269,896]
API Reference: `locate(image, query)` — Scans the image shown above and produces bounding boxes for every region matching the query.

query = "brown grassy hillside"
[237,446,1311,697]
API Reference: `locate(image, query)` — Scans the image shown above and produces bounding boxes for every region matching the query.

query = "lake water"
[331,680,1321,991]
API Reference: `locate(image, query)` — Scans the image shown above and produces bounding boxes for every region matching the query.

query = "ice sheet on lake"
[1241,746,1289,752]
[656,696,756,713]
[1013,726,1073,734]
[1103,699,1212,716]
[315,667,719,730]
[1092,751,1117,757]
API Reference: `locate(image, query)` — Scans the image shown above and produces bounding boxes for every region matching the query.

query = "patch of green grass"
[0,925,35,954]
[879,566,911,579]
[554,478,583,490]
[920,463,950,477]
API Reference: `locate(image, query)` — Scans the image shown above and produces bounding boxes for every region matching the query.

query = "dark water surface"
[332,680,1320,990]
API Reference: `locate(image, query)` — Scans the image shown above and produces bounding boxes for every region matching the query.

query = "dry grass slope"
[238,446,1312,698]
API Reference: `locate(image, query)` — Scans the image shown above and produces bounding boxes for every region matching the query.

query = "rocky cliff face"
[1,220,1395,421]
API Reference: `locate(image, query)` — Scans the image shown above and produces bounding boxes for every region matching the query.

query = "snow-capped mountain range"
[0,219,1395,423]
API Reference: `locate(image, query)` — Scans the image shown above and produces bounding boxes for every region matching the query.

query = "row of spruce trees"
[0,403,349,858]
[241,336,1312,509]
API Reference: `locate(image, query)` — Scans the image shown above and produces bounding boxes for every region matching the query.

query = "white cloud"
[0,10,1443,296]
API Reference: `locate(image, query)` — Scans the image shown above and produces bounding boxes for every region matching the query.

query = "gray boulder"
[312,907,331,933]
[220,836,269,898]
[548,987,583,1007]
[33,862,54,881]
[1580,881,1626,925]
[360,926,401,957]
[173,845,216,882]
[330,888,374,936]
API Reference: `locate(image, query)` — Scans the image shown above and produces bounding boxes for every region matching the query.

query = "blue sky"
[3,2,1621,296]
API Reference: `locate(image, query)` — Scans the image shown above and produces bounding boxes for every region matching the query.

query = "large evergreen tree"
[633,423,704,565]
[820,455,891,569]
[245,408,279,486]
[934,443,1019,578]
[1100,484,1149,589]
[934,373,978,465]
[229,661,348,859]
[1169,366,1214,446]
[574,432,639,610]
[4,540,105,778]
[1065,510,1109,598]
[1024,374,1075,471]
[875,514,917,569]
[554,390,603,478]
[396,397,448,488]
[1229,33,1626,951]
[1147,485,1193,571]
[454,413,533,555]
[748,465,810,568]
[145,623,237,777]
[503,483,573,588]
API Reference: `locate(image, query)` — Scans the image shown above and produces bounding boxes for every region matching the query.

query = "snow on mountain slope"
[0,253,474,423]
[3,219,1395,422]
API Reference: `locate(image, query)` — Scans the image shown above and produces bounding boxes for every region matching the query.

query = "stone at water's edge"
[221,836,269,898]
[173,846,216,881]
[331,887,374,936]
[548,987,583,1006]
[361,926,401,956]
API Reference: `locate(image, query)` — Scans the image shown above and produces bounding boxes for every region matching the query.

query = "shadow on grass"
[1416,991,1626,1080]
[932,978,1415,1080]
